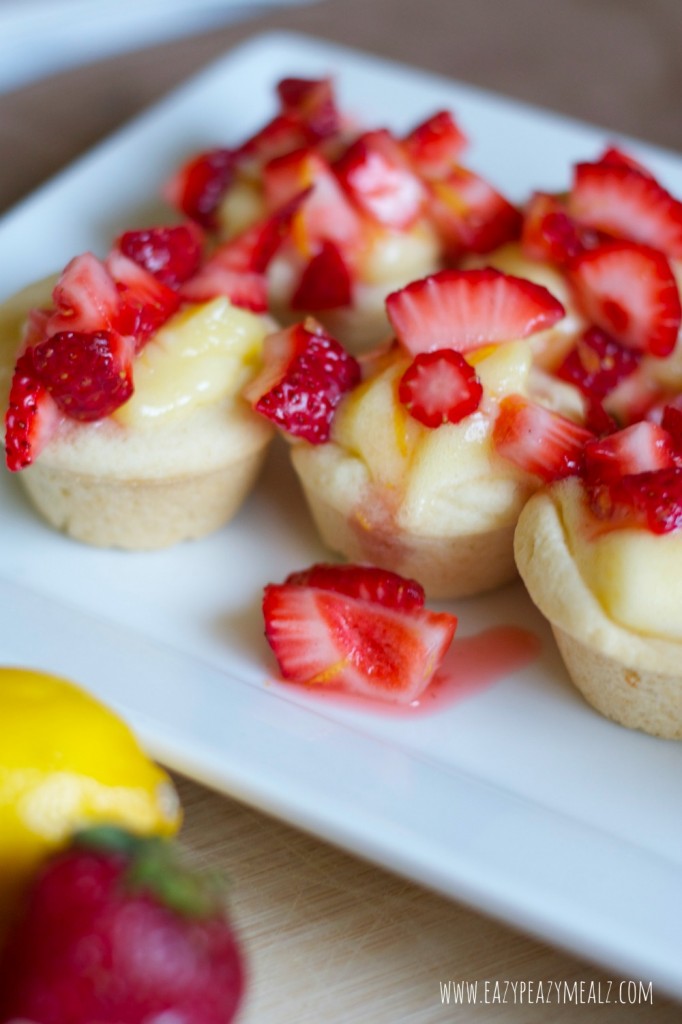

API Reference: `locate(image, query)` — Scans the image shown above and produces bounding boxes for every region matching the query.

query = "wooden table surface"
[2,1,681,1020]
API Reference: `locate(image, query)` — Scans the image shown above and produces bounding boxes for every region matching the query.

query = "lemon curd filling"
[556,479,682,642]
[114,297,271,426]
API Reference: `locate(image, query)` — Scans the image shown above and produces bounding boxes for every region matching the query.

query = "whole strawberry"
[0,827,244,1024]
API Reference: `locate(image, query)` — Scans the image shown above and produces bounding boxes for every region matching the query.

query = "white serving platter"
[1,31,681,998]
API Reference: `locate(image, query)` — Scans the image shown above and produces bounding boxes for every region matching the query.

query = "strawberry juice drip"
[270,625,541,716]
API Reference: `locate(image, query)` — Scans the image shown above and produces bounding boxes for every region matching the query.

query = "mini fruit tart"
[515,418,682,738]
[2,225,276,549]
[165,78,522,352]
[247,268,592,599]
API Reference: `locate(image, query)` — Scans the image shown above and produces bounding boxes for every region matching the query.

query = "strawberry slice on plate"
[263,565,457,704]
[4,356,60,471]
[569,240,681,357]
[398,349,482,427]
[386,268,565,355]
[569,160,682,258]
[492,394,594,481]
[245,321,361,443]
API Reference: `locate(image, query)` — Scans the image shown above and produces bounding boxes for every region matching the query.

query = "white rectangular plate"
[2,32,682,996]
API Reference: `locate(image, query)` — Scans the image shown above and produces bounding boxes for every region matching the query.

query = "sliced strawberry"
[386,268,565,355]
[584,397,619,437]
[398,349,482,428]
[402,110,468,179]
[213,199,303,275]
[284,563,425,611]
[334,129,426,229]
[29,330,135,421]
[587,467,682,534]
[521,192,585,266]
[262,580,456,703]
[4,355,60,471]
[178,263,267,313]
[265,149,362,256]
[555,326,641,400]
[235,113,310,170]
[290,241,353,311]
[582,420,676,483]
[246,321,360,443]
[21,307,51,350]
[115,223,204,288]
[492,394,593,481]
[276,77,340,141]
[595,145,656,178]
[603,365,666,427]
[47,253,120,337]
[106,251,180,344]
[569,240,681,357]
[163,148,235,229]
[424,167,522,255]
[569,161,682,257]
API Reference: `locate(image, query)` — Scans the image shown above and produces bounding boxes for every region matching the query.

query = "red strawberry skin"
[4,355,60,471]
[249,322,361,443]
[284,562,426,611]
[0,838,244,1024]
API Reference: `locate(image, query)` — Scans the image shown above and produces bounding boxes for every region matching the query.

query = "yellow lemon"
[0,666,182,933]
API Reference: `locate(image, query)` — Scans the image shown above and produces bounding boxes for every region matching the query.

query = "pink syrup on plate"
[270,624,542,717]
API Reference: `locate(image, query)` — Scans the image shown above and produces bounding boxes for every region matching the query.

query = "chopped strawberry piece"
[265,149,362,255]
[424,167,522,255]
[290,241,353,311]
[246,321,360,443]
[22,307,50,350]
[163,148,235,229]
[521,192,585,266]
[215,199,304,275]
[402,110,468,179]
[284,563,425,611]
[662,403,682,456]
[47,253,120,337]
[569,240,681,357]
[29,330,135,421]
[4,356,60,471]
[106,251,180,344]
[492,394,594,481]
[262,577,457,703]
[178,264,267,313]
[584,398,619,437]
[235,113,310,169]
[555,326,641,400]
[582,420,676,483]
[335,129,426,229]
[386,268,565,355]
[587,467,682,534]
[595,145,656,178]
[569,161,682,257]
[398,349,482,428]
[115,224,204,288]
[276,77,340,141]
